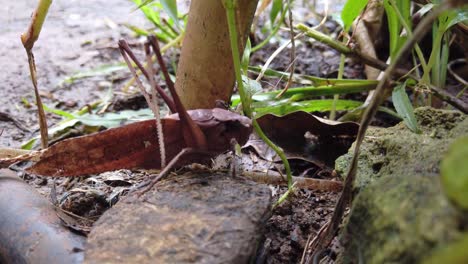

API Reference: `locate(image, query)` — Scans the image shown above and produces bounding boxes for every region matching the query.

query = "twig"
[20,0,52,51]
[0,112,30,132]
[255,33,304,83]
[0,148,42,168]
[120,40,168,168]
[300,234,313,264]
[302,220,330,264]
[242,170,342,192]
[448,58,468,85]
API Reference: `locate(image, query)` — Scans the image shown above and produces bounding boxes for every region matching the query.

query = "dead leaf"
[257,111,359,165]
[28,118,185,176]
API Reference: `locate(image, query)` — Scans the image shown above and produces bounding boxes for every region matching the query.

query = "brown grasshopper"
[27,36,252,192]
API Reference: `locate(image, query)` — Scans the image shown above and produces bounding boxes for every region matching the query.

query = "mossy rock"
[336,107,467,263]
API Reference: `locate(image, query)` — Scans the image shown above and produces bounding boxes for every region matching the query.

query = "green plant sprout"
[131,0,184,42]
[223,0,293,195]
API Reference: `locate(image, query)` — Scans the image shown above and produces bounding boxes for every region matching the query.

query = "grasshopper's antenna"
[118,39,176,113]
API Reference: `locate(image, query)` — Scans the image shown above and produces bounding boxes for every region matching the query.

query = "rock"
[85,172,272,264]
[441,136,468,211]
[0,169,86,264]
[335,108,468,263]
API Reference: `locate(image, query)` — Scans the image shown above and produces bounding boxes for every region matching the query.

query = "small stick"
[27,51,48,149]
[0,149,42,168]
[0,112,30,132]
[229,138,241,177]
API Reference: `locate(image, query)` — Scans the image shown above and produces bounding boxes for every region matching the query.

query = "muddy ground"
[0,0,149,147]
[0,1,351,263]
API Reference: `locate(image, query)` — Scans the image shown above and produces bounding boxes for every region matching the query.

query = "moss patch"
[336,108,467,264]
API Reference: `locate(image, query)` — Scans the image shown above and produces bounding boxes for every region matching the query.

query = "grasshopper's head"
[188,108,252,152]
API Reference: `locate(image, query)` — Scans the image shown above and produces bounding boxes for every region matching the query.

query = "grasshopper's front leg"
[132,148,220,197]
[147,36,208,151]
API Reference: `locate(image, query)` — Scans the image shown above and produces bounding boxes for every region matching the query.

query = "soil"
[0,0,148,148]
[261,188,339,264]
[1,1,346,263]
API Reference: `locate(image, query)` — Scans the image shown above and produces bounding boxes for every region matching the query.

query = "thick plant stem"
[175,0,258,109]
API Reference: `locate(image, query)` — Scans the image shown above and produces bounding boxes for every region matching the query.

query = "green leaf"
[48,119,81,136]
[124,23,150,36]
[21,118,80,149]
[254,99,363,117]
[61,63,127,85]
[75,109,154,128]
[384,0,411,59]
[270,0,283,27]
[21,109,156,149]
[241,38,252,74]
[441,136,468,211]
[231,82,377,106]
[414,3,434,18]
[392,81,420,133]
[132,0,160,26]
[242,75,262,109]
[384,0,399,59]
[21,138,37,150]
[248,65,379,86]
[341,0,369,32]
[132,0,177,41]
[441,8,468,32]
[160,0,179,28]
[43,105,76,119]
